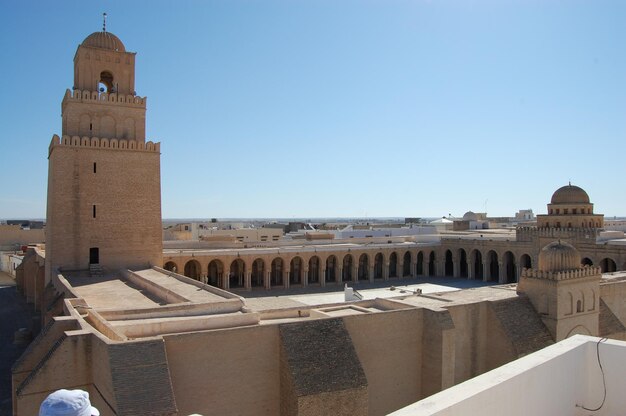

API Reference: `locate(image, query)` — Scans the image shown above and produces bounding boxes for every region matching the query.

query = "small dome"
[463,211,478,221]
[538,240,581,272]
[81,31,125,52]
[550,184,590,205]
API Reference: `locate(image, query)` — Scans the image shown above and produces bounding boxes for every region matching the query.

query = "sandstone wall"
[164,325,280,416]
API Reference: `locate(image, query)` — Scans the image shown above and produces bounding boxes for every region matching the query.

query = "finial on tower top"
[103,12,107,32]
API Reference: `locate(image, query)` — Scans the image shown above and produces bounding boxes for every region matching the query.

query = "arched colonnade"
[162,246,546,290]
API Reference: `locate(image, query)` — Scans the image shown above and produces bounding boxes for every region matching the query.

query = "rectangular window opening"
[93,205,96,218]
[93,162,97,173]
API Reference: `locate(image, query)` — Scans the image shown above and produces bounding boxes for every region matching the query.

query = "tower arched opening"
[98,71,114,93]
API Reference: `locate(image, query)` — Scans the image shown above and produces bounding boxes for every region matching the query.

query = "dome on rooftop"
[538,240,581,272]
[81,31,125,52]
[550,184,590,205]
[463,211,478,221]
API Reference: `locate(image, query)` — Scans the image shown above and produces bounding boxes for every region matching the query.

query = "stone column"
[411,261,417,278]
[245,271,251,291]
[384,263,389,280]
[266,270,271,290]
[369,265,375,282]
[498,262,505,284]
[482,261,489,282]
[284,270,290,289]
[453,257,460,278]
[338,266,343,285]
[303,270,309,287]
[467,261,474,280]
[321,268,326,287]
[398,260,404,278]
[352,265,358,283]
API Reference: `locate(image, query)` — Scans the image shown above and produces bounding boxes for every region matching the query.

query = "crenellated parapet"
[521,266,601,281]
[49,134,160,156]
[516,226,600,242]
[63,89,146,107]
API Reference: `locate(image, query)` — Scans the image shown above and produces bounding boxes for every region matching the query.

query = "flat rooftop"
[64,269,230,310]
[239,277,498,311]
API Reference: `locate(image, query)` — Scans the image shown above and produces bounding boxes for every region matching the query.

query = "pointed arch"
[374,253,384,279]
[389,252,398,278]
[290,256,303,285]
[271,257,284,286]
[208,260,224,287]
[342,254,353,282]
[229,258,245,288]
[164,261,178,273]
[403,251,412,277]
[358,253,369,281]
[251,258,265,288]
[309,256,320,284]
[184,259,201,281]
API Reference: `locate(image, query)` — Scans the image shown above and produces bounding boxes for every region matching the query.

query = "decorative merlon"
[49,134,160,156]
[63,88,146,107]
[521,266,601,281]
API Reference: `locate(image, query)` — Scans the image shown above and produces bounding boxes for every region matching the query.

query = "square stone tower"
[517,240,601,341]
[45,29,162,281]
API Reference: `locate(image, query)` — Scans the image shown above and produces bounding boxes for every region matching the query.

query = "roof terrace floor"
[64,273,164,310]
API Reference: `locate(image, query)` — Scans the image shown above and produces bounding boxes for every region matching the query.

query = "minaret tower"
[45,23,162,281]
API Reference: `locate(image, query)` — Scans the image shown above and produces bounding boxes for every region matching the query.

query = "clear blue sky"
[1,0,624,219]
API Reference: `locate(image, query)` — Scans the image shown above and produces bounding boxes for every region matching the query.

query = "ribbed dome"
[538,241,581,272]
[550,184,590,205]
[81,31,125,52]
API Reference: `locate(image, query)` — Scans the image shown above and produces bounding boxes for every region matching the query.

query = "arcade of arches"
[164,243,625,291]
